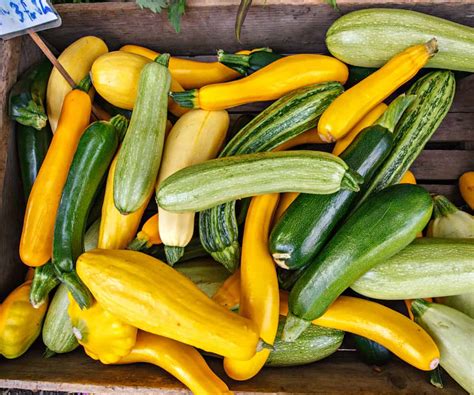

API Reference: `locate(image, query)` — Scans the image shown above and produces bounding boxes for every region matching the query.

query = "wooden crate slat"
[411,150,474,180]
[420,183,465,206]
[0,38,28,299]
[0,347,465,394]
[42,2,474,55]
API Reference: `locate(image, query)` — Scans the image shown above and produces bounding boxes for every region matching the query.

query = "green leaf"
[167,0,186,33]
[136,0,168,13]
[326,0,338,10]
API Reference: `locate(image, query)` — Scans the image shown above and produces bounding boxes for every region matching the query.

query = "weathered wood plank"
[0,347,465,394]
[411,150,474,181]
[42,2,474,55]
[0,38,27,299]
[420,183,465,206]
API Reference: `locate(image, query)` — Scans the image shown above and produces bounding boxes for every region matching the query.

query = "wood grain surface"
[0,1,472,393]
[0,346,467,394]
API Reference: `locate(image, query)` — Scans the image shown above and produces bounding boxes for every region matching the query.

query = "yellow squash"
[128,213,162,250]
[318,39,438,142]
[400,170,417,185]
[172,54,348,110]
[224,194,280,380]
[121,44,241,89]
[212,270,241,310]
[157,109,229,263]
[213,284,440,371]
[47,36,108,132]
[332,103,388,156]
[273,128,324,152]
[0,281,48,358]
[90,51,188,117]
[68,295,137,364]
[115,331,232,395]
[274,192,299,223]
[76,249,261,360]
[98,156,151,250]
[20,86,92,267]
[459,171,474,210]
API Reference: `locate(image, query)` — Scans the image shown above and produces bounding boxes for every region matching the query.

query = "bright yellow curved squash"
[120,44,241,89]
[90,51,188,117]
[115,331,233,395]
[318,39,438,142]
[0,281,48,358]
[68,295,137,364]
[76,249,261,360]
[47,36,108,132]
[224,194,280,381]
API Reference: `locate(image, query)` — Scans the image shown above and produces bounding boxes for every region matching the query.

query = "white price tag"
[0,0,61,40]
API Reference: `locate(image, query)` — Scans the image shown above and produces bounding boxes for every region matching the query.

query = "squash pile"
[4,8,474,395]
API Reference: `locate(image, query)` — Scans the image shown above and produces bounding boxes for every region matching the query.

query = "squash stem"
[425,38,439,56]
[30,262,60,309]
[341,169,364,192]
[76,75,92,93]
[127,236,149,251]
[109,114,129,142]
[170,90,200,109]
[411,298,430,319]
[211,242,240,273]
[433,195,458,218]
[43,348,56,358]
[164,245,185,266]
[430,366,444,389]
[217,50,251,75]
[61,271,93,310]
[154,53,171,68]
[282,312,311,342]
[376,94,416,133]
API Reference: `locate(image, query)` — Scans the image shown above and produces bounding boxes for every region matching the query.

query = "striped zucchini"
[326,9,474,72]
[266,319,344,367]
[351,238,474,299]
[42,284,79,355]
[355,71,455,208]
[114,54,171,214]
[198,82,343,271]
[157,151,362,213]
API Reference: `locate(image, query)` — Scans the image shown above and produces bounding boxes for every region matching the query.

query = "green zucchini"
[42,284,79,355]
[53,115,128,309]
[29,219,101,309]
[199,82,343,272]
[218,48,283,75]
[16,123,52,200]
[326,9,474,72]
[9,61,52,130]
[354,72,456,209]
[412,300,474,393]
[115,54,171,214]
[29,262,59,309]
[174,258,230,297]
[269,94,415,270]
[352,335,391,366]
[157,151,362,213]
[141,234,209,264]
[437,294,474,319]
[266,319,344,367]
[283,184,433,342]
[351,238,474,299]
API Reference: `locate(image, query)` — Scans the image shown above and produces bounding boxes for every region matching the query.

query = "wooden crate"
[0,0,472,393]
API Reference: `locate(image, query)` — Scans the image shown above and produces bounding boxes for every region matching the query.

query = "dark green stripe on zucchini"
[355,71,456,209]
[52,115,128,309]
[199,82,344,272]
[284,184,433,342]
[9,61,51,130]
